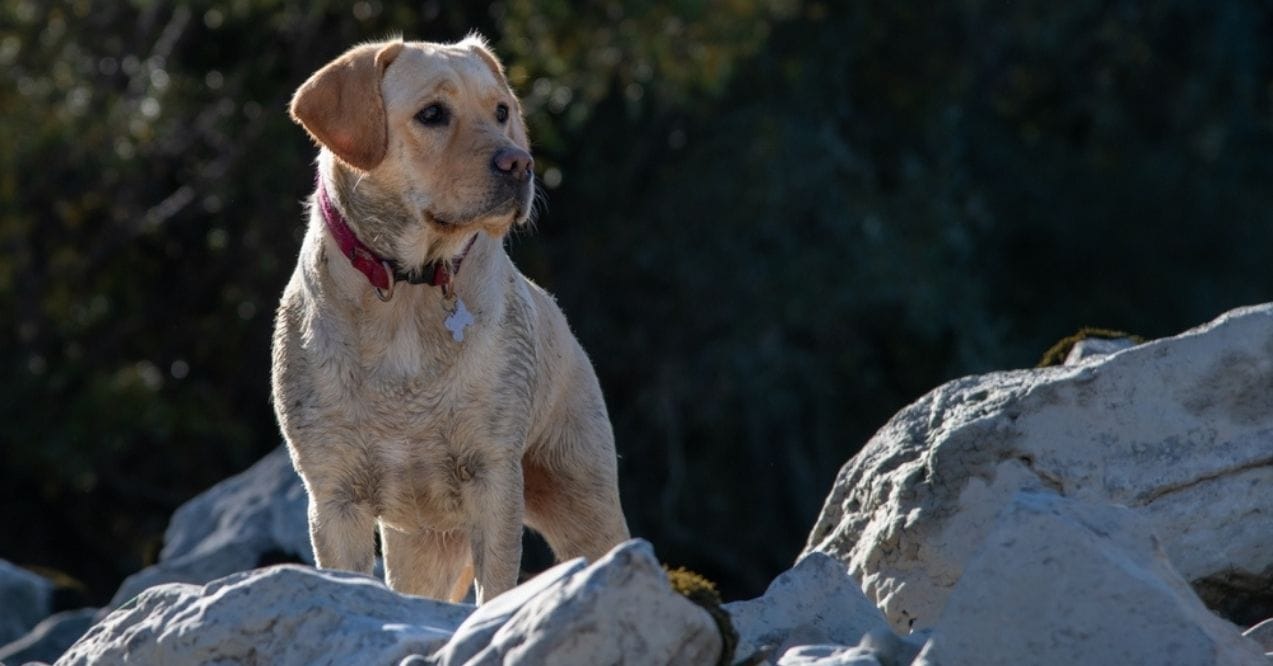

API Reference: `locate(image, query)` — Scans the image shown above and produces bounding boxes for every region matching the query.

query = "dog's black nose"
[491,147,534,180]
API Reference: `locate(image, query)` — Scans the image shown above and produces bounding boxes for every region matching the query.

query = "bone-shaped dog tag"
[444,297,474,342]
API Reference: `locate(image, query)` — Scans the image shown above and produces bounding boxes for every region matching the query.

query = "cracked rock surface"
[803,303,1273,632]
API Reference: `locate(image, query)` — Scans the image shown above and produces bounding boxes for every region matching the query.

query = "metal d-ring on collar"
[437,261,456,301]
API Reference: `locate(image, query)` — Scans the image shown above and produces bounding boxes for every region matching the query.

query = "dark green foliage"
[3,0,1273,604]
[1037,327,1145,368]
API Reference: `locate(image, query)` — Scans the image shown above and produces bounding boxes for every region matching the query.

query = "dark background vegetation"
[3,0,1272,606]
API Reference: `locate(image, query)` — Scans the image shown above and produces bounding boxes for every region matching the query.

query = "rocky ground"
[3,304,1272,665]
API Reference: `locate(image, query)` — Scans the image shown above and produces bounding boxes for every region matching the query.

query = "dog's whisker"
[517,182,547,234]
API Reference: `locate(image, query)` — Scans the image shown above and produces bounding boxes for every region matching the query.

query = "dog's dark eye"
[495,103,509,124]
[416,104,449,127]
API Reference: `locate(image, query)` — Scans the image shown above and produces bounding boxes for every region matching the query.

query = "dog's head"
[290,36,533,264]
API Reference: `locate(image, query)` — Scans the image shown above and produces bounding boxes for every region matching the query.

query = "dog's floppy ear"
[290,40,405,172]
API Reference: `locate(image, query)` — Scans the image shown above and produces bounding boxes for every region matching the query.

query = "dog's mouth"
[425,199,526,231]
[424,175,535,232]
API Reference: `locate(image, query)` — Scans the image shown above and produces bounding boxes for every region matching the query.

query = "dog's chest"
[352,301,453,380]
[303,308,536,529]
[378,321,433,378]
[332,319,521,434]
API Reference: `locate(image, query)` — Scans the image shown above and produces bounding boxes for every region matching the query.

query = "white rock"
[1063,335,1138,365]
[776,629,918,666]
[1243,618,1273,651]
[805,304,1273,631]
[777,644,883,666]
[430,558,586,665]
[0,608,97,665]
[913,490,1266,666]
[110,446,311,606]
[722,552,894,662]
[455,539,722,666]
[0,559,53,646]
[58,565,471,666]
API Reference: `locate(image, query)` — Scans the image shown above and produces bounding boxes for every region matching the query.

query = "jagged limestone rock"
[806,304,1273,631]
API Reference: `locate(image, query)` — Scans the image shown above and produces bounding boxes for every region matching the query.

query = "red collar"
[316,177,476,299]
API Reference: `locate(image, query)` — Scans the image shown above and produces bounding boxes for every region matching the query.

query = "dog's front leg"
[469,459,525,604]
[308,495,376,574]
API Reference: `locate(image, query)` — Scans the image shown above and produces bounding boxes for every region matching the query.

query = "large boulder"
[431,539,722,666]
[804,304,1273,631]
[110,446,311,606]
[913,490,1266,665]
[58,566,470,666]
[0,559,53,645]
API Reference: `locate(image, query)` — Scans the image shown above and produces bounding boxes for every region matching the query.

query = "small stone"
[450,540,721,666]
[723,553,893,662]
[776,629,920,666]
[431,558,586,665]
[0,559,53,646]
[0,608,97,665]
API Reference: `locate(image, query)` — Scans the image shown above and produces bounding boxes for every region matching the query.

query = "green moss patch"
[666,566,737,666]
[1038,327,1145,368]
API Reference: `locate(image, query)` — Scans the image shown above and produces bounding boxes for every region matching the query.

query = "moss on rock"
[666,566,737,666]
[1038,327,1145,368]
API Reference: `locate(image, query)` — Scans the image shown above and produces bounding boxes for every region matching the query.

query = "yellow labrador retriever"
[272,35,629,604]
